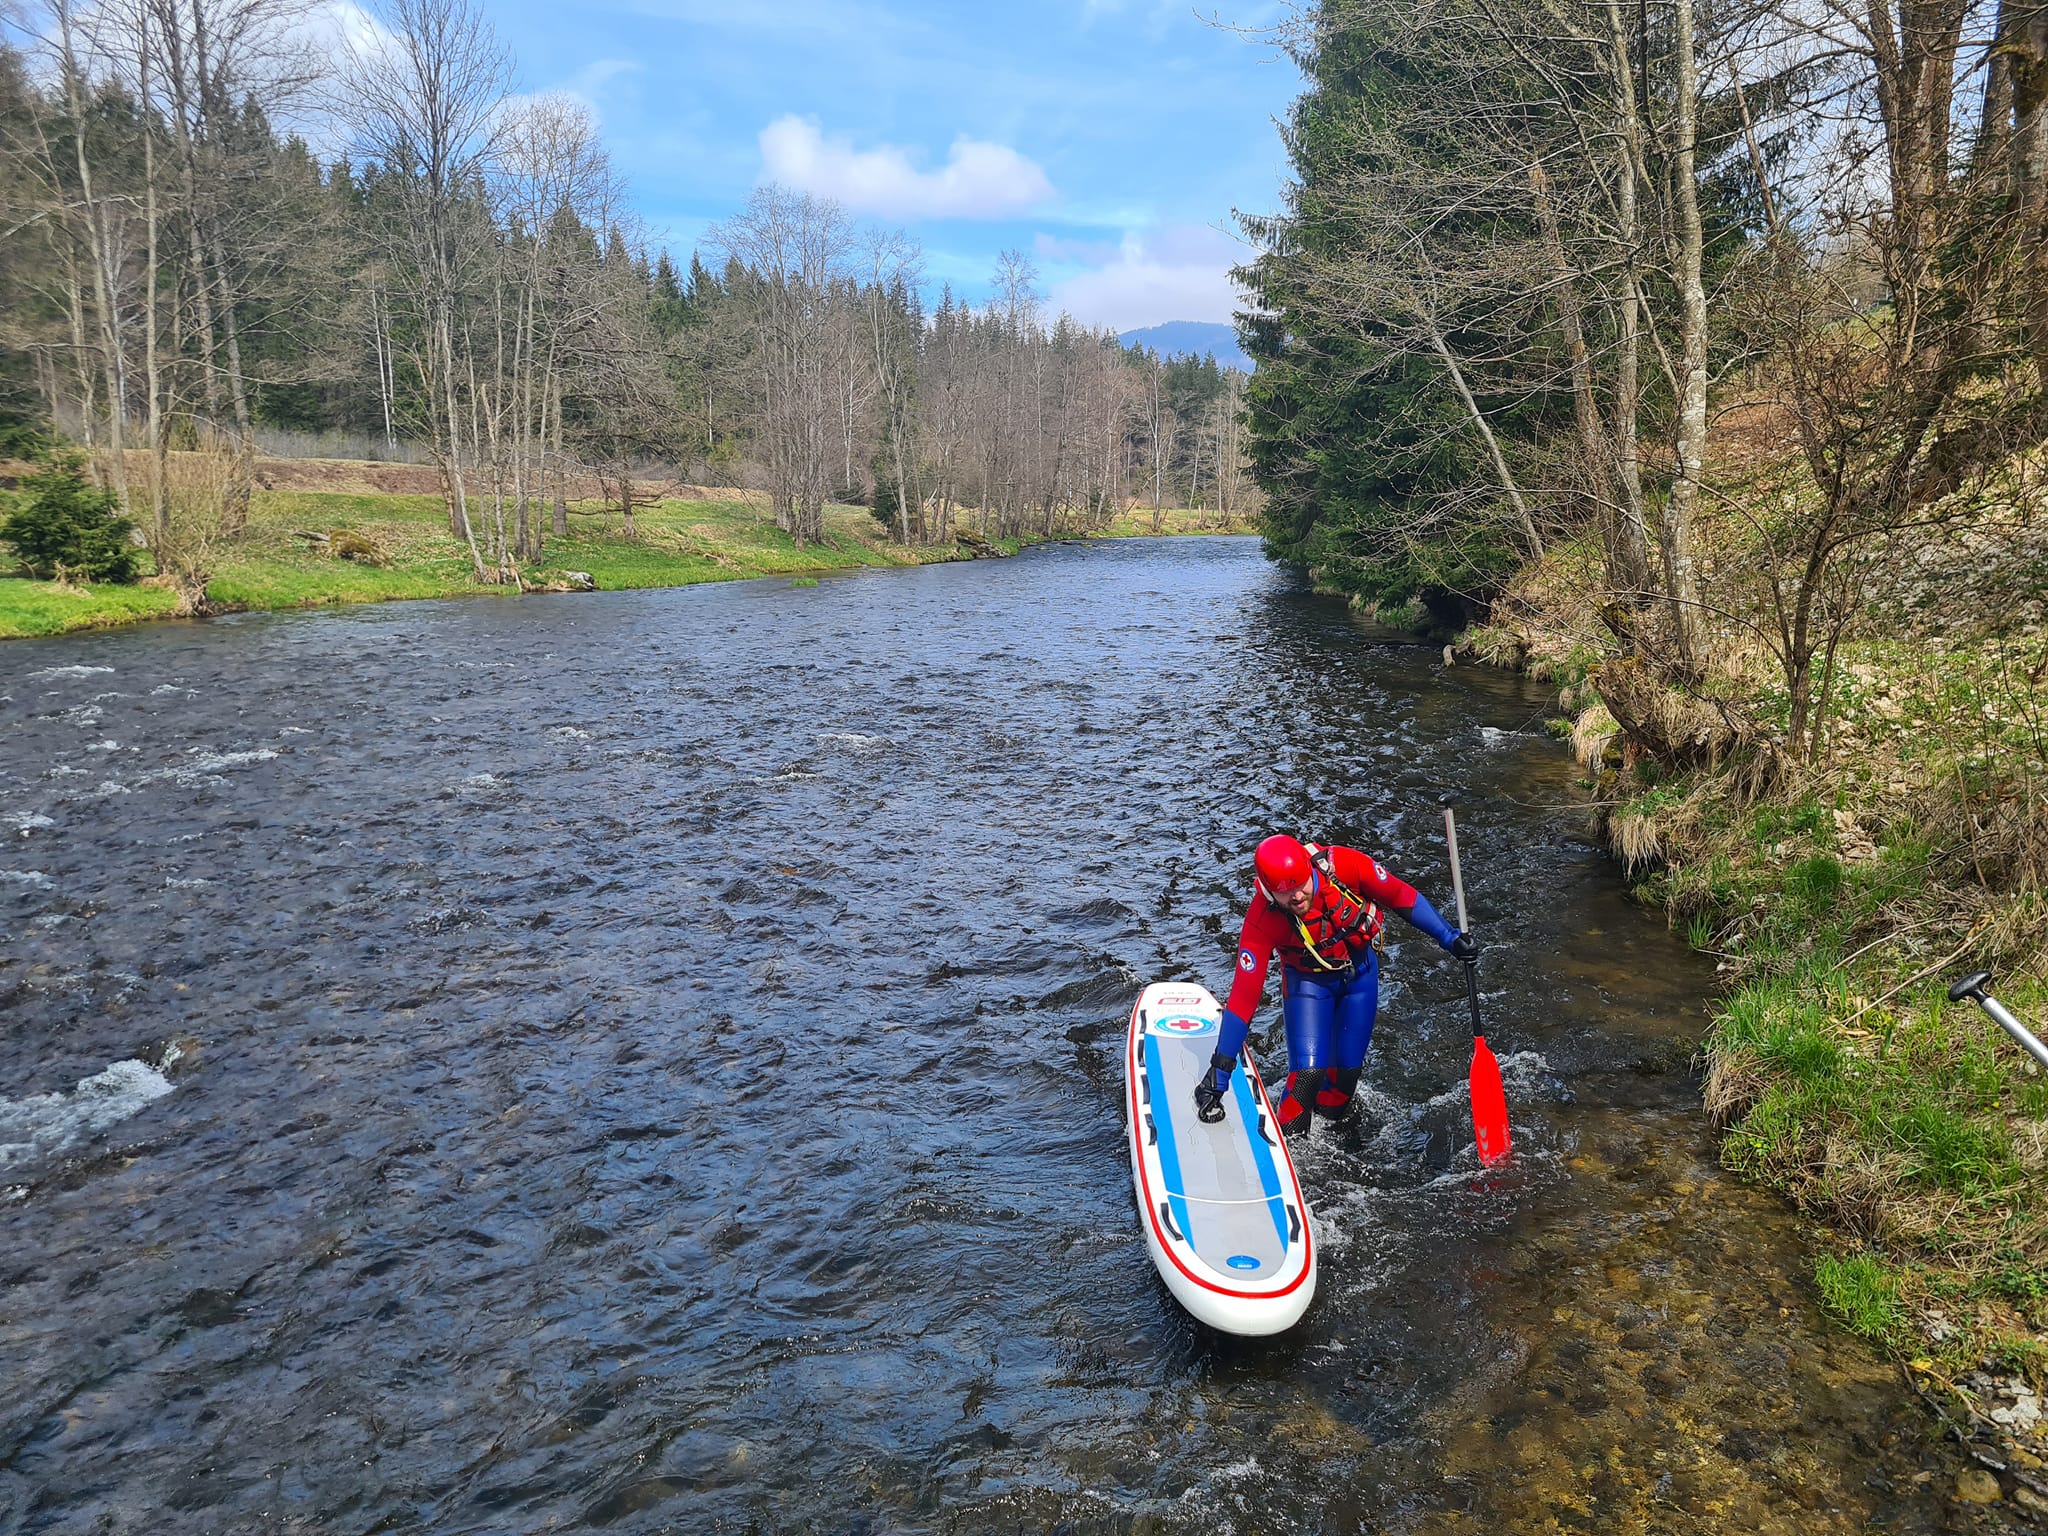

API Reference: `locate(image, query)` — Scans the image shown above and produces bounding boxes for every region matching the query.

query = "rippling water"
[0,541,1995,1533]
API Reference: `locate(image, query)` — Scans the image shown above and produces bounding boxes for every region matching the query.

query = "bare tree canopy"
[0,1,1260,577]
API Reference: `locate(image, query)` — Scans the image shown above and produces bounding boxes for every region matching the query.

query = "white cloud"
[1046,224,1247,331]
[269,1,401,157]
[757,115,1055,219]
[306,0,399,67]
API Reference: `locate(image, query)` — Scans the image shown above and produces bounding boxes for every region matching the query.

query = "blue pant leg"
[1282,967,1337,1069]
[1277,967,1336,1134]
[1315,952,1380,1119]
[1332,950,1381,1069]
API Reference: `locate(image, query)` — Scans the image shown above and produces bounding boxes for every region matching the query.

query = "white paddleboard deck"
[1125,981,1316,1335]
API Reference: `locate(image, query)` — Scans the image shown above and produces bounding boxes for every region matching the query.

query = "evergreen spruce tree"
[1,454,142,582]
[1235,10,1521,628]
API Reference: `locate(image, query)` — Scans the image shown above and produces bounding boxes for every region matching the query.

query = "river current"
[0,539,2002,1533]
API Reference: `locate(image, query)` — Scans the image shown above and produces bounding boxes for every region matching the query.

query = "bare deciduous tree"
[341,0,508,578]
[713,186,851,546]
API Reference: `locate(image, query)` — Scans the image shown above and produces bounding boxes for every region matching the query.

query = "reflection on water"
[0,540,2005,1533]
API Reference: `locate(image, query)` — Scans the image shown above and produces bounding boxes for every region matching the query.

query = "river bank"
[1454,470,2048,1499]
[0,460,1254,640]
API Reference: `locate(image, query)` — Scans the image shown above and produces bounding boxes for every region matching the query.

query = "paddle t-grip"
[1949,970,2048,1071]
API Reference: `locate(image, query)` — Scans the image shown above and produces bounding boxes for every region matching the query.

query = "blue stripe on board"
[1143,1034,1195,1251]
[1230,1066,1291,1252]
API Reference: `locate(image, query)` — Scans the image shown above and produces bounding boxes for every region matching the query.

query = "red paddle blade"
[1469,1036,1512,1166]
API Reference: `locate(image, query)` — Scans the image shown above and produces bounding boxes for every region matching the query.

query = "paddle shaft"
[1443,807,1483,1038]
[1443,807,1469,932]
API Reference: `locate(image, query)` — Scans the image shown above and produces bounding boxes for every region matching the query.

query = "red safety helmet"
[1254,834,1313,893]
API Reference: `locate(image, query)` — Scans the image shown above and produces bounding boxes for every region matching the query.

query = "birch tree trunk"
[55,0,131,512]
[1605,0,1655,604]
[1529,161,1623,575]
[208,221,255,532]
[138,10,169,544]
[552,378,568,537]
[440,306,486,579]
[1665,0,1709,667]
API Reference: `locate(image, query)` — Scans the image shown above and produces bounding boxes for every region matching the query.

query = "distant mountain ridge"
[1119,321,1252,372]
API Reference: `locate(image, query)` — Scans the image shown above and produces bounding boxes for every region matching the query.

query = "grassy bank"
[0,578,184,636]
[1468,494,2048,1469]
[0,489,927,639]
[0,472,1252,642]
[1091,505,1257,537]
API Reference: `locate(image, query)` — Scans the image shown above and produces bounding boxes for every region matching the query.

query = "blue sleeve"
[1403,892,1458,949]
[1217,1009,1249,1065]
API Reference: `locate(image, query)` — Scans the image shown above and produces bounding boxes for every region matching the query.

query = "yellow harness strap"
[1286,847,1383,971]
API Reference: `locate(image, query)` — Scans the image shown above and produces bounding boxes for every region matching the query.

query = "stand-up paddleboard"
[1125,981,1316,1335]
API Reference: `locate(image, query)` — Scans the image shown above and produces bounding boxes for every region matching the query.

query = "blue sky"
[485,0,1303,330]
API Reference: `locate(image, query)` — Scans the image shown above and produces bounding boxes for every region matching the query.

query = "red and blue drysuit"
[1209,843,1460,1133]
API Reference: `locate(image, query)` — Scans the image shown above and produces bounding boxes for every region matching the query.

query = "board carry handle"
[1160,1201,1185,1243]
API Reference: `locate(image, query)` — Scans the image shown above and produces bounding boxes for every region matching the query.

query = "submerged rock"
[1955,1468,2002,1503]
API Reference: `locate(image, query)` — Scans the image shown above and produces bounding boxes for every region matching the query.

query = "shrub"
[136,426,238,602]
[0,454,140,582]
[1814,1252,1901,1343]
[1784,854,1844,911]
[330,529,388,565]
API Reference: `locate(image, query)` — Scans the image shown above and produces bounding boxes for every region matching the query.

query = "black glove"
[1192,1052,1235,1123]
[1447,931,1480,964]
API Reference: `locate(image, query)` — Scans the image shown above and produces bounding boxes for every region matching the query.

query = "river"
[0,538,2002,1533]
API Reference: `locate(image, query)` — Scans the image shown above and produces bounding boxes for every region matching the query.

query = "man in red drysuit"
[1194,833,1478,1135]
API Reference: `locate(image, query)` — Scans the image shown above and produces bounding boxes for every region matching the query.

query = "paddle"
[1444,806,1511,1166]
